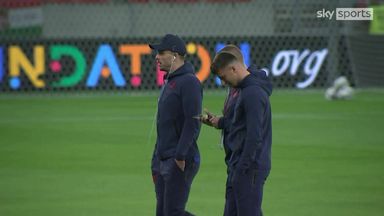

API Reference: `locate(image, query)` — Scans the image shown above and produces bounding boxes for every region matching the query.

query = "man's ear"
[230,64,238,75]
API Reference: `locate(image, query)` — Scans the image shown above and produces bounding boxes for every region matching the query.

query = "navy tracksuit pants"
[152,157,199,216]
[224,169,269,216]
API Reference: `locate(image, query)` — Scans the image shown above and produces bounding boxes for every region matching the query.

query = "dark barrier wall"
[0,36,352,92]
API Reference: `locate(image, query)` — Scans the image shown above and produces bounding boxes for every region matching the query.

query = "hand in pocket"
[174,159,185,172]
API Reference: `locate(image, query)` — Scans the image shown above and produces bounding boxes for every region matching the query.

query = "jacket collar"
[166,62,194,80]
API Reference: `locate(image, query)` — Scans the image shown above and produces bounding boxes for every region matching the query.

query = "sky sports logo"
[317,8,373,20]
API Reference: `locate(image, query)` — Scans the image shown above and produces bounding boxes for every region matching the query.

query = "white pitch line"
[273,112,382,120]
[0,115,154,124]
[0,112,381,124]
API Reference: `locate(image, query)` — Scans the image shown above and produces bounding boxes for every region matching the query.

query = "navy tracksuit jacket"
[228,66,273,172]
[154,62,202,162]
[218,65,273,171]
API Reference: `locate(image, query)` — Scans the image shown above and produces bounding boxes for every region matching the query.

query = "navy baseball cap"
[149,34,187,56]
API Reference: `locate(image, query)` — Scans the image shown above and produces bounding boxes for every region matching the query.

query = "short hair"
[218,44,244,64]
[210,52,238,75]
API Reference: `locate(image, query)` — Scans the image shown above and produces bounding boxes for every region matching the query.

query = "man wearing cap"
[149,34,202,216]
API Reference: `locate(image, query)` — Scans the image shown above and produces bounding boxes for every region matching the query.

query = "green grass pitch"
[1,89,384,216]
